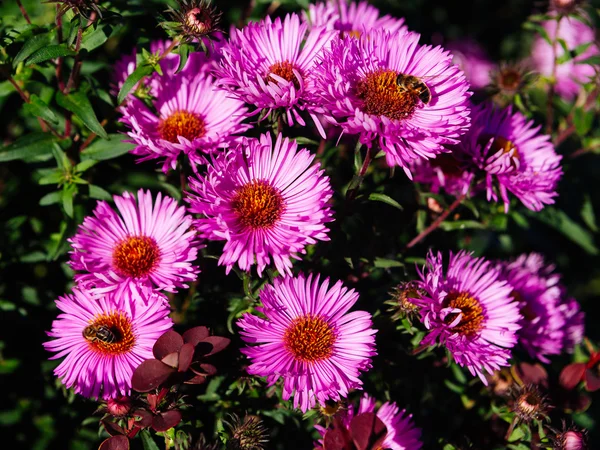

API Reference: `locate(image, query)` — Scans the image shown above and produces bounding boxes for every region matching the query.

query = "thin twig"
[545,19,561,134]
[345,144,376,203]
[405,193,467,250]
[16,0,31,24]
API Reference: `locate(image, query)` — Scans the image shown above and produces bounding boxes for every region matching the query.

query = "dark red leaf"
[132,409,153,428]
[560,363,586,390]
[184,374,206,385]
[178,343,194,372]
[152,410,182,432]
[153,331,184,360]
[514,362,549,387]
[349,412,387,450]
[98,435,129,450]
[161,352,179,369]
[584,368,600,391]
[202,336,231,356]
[101,419,126,436]
[182,326,210,346]
[198,363,217,376]
[323,427,352,450]
[131,360,175,392]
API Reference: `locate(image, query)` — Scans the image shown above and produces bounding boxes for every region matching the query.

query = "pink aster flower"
[457,101,562,212]
[531,15,599,100]
[500,253,568,362]
[446,39,495,90]
[237,274,377,412]
[303,0,408,36]
[215,13,335,137]
[560,296,585,352]
[415,250,521,383]
[186,132,333,276]
[311,30,471,176]
[69,189,200,296]
[120,52,250,171]
[43,286,173,399]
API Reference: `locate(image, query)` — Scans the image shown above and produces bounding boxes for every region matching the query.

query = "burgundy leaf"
[153,331,184,360]
[184,374,207,385]
[178,343,195,372]
[132,409,153,428]
[198,363,217,376]
[349,412,387,450]
[98,435,129,450]
[323,427,352,450]
[152,410,183,432]
[559,363,586,390]
[101,419,126,436]
[514,362,549,387]
[161,352,179,369]
[182,326,210,346]
[584,368,600,391]
[202,336,231,357]
[131,360,175,392]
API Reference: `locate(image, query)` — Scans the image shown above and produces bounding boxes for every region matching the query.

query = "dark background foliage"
[1,0,599,449]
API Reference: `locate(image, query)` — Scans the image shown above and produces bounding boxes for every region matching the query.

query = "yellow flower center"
[158,110,205,143]
[356,69,418,120]
[442,291,485,336]
[480,134,520,161]
[113,235,160,278]
[284,315,336,363]
[267,61,301,89]
[231,180,284,230]
[83,311,135,355]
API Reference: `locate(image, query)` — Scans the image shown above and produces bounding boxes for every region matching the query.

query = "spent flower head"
[224,414,269,450]
[163,0,222,43]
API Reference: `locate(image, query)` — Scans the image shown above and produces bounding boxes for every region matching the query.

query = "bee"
[395,74,432,105]
[83,325,117,344]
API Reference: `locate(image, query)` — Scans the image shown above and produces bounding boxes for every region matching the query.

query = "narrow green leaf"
[39,191,62,206]
[175,43,191,73]
[373,257,404,269]
[368,193,404,211]
[523,21,552,45]
[89,185,112,201]
[80,133,135,161]
[13,31,54,67]
[575,55,600,66]
[38,170,63,185]
[573,107,594,136]
[0,132,55,162]
[581,195,598,232]
[61,184,77,218]
[26,44,76,65]
[438,220,485,231]
[140,430,160,450]
[56,90,108,139]
[80,24,113,52]
[52,144,70,171]
[117,64,154,104]
[22,94,60,125]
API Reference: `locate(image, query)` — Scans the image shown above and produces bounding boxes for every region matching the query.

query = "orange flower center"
[267,61,301,89]
[284,315,336,363]
[356,69,418,120]
[442,291,485,336]
[498,68,521,91]
[83,311,135,355]
[479,134,520,161]
[158,110,205,143]
[113,235,160,278]
[231,180,284,230]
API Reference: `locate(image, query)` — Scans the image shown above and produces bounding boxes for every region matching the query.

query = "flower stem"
[345,143,375,203]
[16,0,31,24]
[505,416,519,441]
[405,193,467,250]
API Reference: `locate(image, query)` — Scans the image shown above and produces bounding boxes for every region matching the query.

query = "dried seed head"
[224,414,269,450]
[511,384,552,423]
[164,0,222,43]
[387,281,425,321]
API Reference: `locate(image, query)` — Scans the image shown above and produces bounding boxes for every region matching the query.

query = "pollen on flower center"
[84,311,135,355]
[356,69,418,120]
[480,134,520,161]
[158,110,205,143]
[231,180,284,230]
[113,235,160,278]
[283,315,336,363]
[267,61,301,89]
[442,291,485,336]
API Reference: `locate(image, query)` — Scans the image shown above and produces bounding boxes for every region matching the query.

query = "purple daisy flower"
[120,52,250,171]
[186,132,333,276]
[531,15,599,100]
[415,250,521,383]
[303,0,408,37]
[500,253,567,362]
[560,296,585,352]
[43,286,173,399]
[237,273,377,412]
[446,39,495,90]
[215,13,335,137]
[69,189,200,296]
[311,30,471,176]
[457,101,562,212]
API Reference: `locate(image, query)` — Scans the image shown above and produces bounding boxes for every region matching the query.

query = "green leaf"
[80,133,135,160]
[439,220,485,231]
[88,185,112,201]
[56,90,108,139]
[575,55,600,66]
[0,132,55,162]
[61,184,77,218]
[368,193,404,210]
[13,31,54,67]
[38,170,62,185]
[74,159,97,172]
[26,44,76,65]
[528,208,599,255]
[581,195,598,232]
[39,191,62,206]
[175,43,191,73]
[573,107,594,136]
[373,257,404,269]
[22,94,60,125]
[117,64,155,104]
[523,21,552,45]
[140,430,160,450]
[80,24,113,52]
